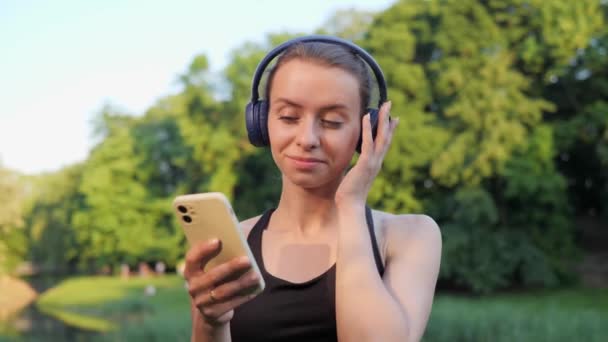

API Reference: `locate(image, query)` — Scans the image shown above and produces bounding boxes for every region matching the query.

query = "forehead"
[269,59,360,110]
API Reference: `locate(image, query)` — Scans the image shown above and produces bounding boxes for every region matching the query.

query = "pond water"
[1,275,97,342]
[1,274,186,341]
[1,304,97,341]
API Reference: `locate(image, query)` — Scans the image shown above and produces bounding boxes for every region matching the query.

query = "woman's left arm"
[334,101,442,341]
[334,205,442,342]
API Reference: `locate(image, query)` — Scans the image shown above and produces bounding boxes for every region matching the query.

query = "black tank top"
[230,206,385,342]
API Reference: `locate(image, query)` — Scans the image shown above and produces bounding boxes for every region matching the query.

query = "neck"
[271,174,343,236]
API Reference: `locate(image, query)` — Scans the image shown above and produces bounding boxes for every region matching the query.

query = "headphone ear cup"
[245,101,269,147]
[246,101,261,147]
[258,100,270,146]
[356,108,380,154]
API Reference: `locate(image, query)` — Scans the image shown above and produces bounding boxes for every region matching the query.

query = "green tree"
[73,109,181,269]
[548,29,608,221]
[173,55,242,197]
[0,166,27,274]
[0,167,25,235]
[362,0,604,292]
[24,165,84,273]
[16,1,606,294]
[222,34,301,218]
[316,8,377,41]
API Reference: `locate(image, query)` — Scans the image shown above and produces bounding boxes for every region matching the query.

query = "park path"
[0,275,37,320]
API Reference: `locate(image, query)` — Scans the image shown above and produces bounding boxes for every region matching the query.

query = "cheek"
[268,120,291,148]
[267,120,287,167]
[327,126,360,162]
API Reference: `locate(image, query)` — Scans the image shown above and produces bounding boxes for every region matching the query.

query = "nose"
[296,117,320,150]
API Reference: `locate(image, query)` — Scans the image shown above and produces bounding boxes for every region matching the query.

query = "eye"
[279,115,298,124]
[321,119,343,128]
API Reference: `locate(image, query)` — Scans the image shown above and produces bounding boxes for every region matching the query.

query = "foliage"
[72,109,183,269]
[548,29,608,221]
[0,167,27,274]
[364,0,604,293]
[24,165,84,273]
[1,0,606,294]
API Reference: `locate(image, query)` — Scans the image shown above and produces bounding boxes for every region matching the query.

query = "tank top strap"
[247,207,384,276]
[246,208,275,273]
[365,206,385,276]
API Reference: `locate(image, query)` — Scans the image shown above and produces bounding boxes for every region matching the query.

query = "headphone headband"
[250,35,387,109]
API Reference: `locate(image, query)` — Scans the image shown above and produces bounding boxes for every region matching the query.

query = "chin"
[289,177,327,190]
[283,169,343,191]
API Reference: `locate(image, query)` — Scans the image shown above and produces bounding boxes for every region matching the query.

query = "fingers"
[183,239,221,279]
[193,269,260,309]
[374,101,395,153]
[190,267,262,325]
[205,269,261,302]
[187,256,252,298]
[199,290,259,324]
[381,117,399,157]
[360,112,373,156]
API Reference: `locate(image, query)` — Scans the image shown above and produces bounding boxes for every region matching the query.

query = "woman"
[184,36,442,342]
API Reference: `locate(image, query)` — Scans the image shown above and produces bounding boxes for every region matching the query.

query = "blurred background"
[1,0,607,341]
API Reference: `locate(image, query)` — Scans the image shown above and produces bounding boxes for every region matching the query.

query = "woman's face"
[267,59,362,189]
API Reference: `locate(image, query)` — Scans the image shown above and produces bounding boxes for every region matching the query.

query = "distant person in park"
[183,35,442,342]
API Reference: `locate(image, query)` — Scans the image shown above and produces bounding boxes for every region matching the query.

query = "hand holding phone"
[174,193,264,325]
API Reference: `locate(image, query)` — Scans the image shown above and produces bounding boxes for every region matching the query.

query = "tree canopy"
[1,0,606,294]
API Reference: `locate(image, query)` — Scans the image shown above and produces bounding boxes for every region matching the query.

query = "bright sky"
[0,0,394,175]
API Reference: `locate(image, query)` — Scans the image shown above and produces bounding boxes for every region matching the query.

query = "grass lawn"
[425,288,608,342]
[32,275,608,341]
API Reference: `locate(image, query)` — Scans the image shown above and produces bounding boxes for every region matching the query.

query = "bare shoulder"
[239,214,263,238]
[372,210,442,259]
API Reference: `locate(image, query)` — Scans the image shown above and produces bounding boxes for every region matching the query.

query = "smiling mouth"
[288,156,324,163]
[287,155,324,169]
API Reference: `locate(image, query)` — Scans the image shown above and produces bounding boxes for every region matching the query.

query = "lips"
[287,155,324,170]
[288,156,324,163]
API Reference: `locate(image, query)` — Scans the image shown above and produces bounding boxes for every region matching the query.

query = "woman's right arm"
[185,239,260,342]
[190,301,230,342]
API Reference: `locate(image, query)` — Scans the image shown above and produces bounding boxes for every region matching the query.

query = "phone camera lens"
[183,215,192,223]
[178,205,188,213]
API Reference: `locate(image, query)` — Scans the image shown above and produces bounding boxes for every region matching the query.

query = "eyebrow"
[273,97,350,113]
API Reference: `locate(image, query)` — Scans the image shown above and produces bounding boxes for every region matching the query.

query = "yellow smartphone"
[173,192,265,293]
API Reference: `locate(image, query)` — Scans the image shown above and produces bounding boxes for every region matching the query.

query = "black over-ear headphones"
[245,35,388,154]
